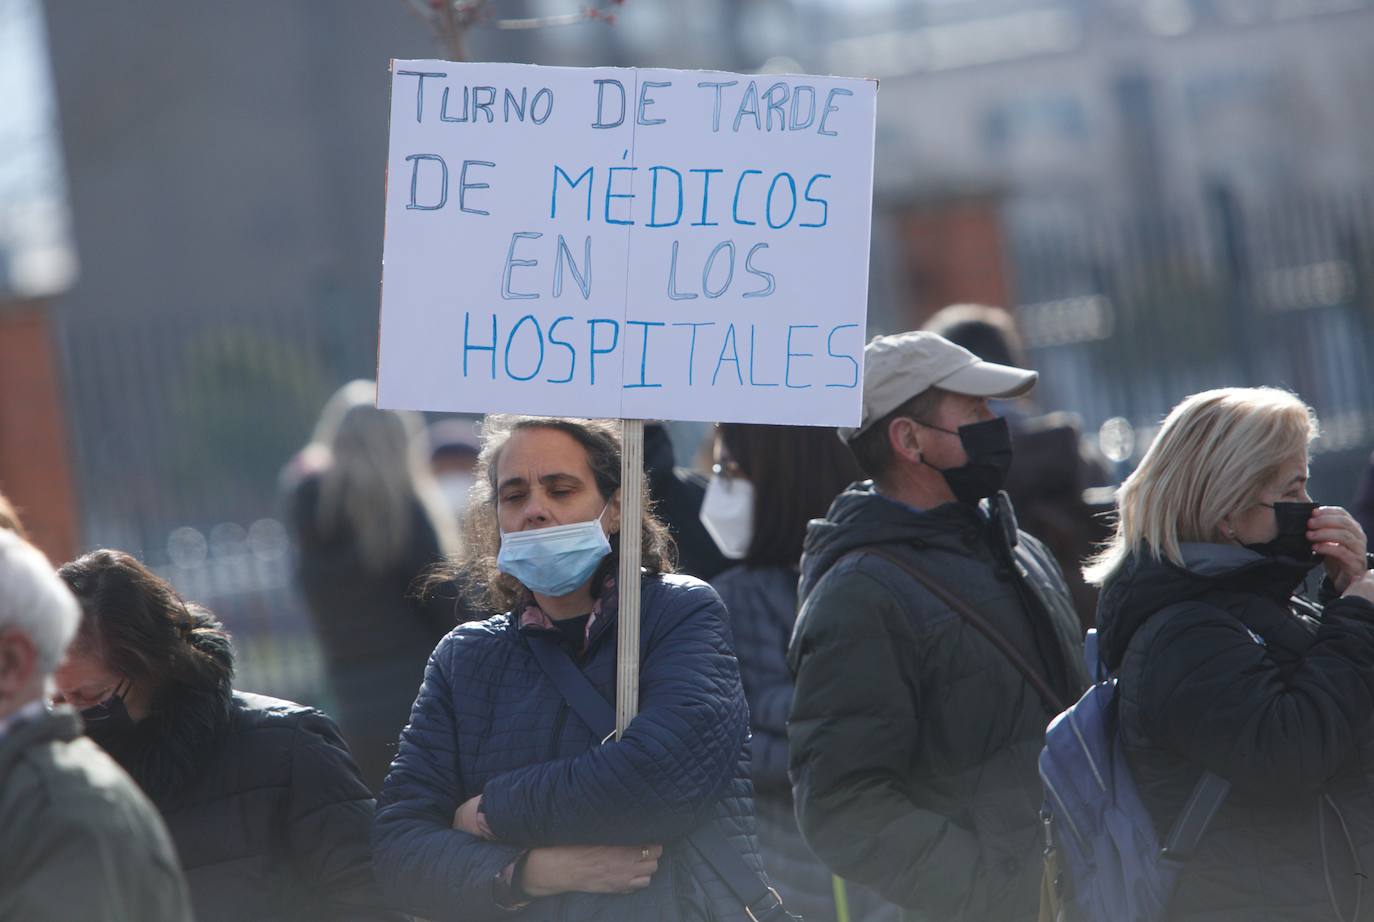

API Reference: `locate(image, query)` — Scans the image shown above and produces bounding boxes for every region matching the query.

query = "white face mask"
[700,475,755,560]
[436,473,476,514]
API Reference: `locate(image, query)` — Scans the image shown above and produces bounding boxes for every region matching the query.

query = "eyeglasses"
[79,679,130,721]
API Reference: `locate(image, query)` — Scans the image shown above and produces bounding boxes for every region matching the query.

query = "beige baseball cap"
[839,331,1038,442]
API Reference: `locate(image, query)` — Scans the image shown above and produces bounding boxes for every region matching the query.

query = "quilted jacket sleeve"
[371,640,523,922]
[281,714,403,922]
[479,580,749,846]
[787,564,986,918]
[284,712,407,921]
[1135,595,1374,796]
[712,566,795,790]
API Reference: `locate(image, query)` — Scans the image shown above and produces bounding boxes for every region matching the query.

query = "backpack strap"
[525,633,791,922]
[844,547,1067,715]
[1160,771,1230,860]
[1083,628,1105,683]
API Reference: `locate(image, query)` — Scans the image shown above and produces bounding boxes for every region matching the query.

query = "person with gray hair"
[0,530,193,921]
[285,378,464,791]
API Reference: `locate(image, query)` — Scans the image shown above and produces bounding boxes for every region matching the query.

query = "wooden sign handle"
[615,418,645,738]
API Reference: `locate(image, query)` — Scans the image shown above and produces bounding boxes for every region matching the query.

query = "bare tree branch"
[401,0,624,60]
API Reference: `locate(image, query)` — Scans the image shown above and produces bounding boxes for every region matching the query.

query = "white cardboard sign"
[377,61,876,426]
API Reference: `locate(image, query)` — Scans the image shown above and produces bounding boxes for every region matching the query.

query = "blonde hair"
[0,491,27,541]
[309,380,460,574]
[1083,387,1318,586]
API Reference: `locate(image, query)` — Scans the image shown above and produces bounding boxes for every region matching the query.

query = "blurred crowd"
[4,303,1374,922]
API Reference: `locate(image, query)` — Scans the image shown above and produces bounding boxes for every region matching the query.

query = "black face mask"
[1243,501,1318,564]
[80,682,139,755]
[919,416,1015,506]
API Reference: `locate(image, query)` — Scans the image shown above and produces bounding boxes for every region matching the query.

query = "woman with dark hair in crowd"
[1085,387,1374,921]
[52,550,402,922]
[703,424,897,922]
[373,415,779,922]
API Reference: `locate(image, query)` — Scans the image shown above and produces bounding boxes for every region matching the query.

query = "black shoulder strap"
[524,633,791,922]
[1160,771,1230,860]
[526,634,617,739]
[844,547,1067,714]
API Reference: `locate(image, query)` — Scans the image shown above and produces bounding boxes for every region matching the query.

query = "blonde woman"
[1086,387,1374,922]
[286,379,462,791]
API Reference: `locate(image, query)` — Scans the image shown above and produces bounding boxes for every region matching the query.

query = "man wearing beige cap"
[787,331,1087,922]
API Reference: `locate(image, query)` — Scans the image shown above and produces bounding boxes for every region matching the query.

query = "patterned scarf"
[516,576,618,656]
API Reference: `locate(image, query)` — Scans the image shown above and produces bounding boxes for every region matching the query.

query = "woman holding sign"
[372,416,782,921]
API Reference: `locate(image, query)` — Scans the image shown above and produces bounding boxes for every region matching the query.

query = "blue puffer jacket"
[372,573,767,922]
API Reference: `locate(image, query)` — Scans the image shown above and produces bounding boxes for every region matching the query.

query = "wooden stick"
[616,418,645,738]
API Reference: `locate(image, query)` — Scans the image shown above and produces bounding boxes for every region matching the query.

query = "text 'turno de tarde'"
[391,69,865,393]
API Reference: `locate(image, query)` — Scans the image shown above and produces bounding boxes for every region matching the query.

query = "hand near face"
[1310,506,1368,593]
[1342,571,1374,604]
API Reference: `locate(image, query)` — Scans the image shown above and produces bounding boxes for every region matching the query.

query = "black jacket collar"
[799,482,1007,602]
[1097,544,1317,671]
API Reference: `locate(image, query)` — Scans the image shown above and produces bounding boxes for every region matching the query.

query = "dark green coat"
[0,705,193,922]
[787,485,1087,922]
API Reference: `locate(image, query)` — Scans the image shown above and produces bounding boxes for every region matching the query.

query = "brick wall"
[890,194,1011,329]
[0,302,79,563]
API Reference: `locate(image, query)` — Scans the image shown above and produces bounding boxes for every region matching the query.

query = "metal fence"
[1009,184,1374,500]
[49,184,1374,704]
[52,291,378,705]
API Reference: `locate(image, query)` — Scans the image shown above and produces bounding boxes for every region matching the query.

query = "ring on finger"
[641,847,650,861]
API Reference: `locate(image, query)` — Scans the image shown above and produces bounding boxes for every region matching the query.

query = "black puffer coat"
[711,563,899,922]
[788,485,1087,922]
[100,635,401,922]
[1099,544,1374,922]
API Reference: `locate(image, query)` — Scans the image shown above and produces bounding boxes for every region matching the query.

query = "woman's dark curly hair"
[456,415,676,613]
[57,549,235,697]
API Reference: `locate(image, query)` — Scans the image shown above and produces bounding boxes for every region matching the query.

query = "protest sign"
[377,61,877,428]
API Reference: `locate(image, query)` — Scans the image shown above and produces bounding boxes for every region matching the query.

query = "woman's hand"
[519,844,662,898]
[1341,571,1374,605]
[452,794,492,839]
[1310,506,1368,593]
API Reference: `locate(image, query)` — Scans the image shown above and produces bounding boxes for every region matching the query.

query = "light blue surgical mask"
[497,505,612,597]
